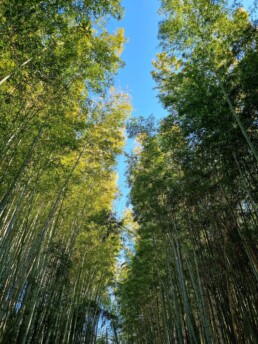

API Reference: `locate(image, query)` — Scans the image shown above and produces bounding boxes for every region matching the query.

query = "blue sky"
[110,0,167,216]
[111,0,167,119]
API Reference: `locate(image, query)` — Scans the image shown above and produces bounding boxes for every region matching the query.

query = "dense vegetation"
[0,0,131,342]
[0,0,257,343]
[118,1,258,343]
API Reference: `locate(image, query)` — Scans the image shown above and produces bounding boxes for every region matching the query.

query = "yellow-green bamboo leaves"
[0,0,131,342]
[118,1,258,343]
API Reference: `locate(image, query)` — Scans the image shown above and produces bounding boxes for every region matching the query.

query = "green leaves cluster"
[0,1,131,342]
[118,1,258,343]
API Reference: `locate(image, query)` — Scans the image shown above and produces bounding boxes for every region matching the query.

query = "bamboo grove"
[0,0,258,343]
[117,1,258,343]
[0,0,131,342]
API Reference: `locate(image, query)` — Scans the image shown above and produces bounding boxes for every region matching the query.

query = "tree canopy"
[118,1,258,343]
[0,0,257,343]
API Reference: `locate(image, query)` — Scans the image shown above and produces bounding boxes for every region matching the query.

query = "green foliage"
[0,0,131,342]
[118,1,258,343]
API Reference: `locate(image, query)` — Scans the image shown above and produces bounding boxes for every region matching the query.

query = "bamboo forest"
[0,0,257,343]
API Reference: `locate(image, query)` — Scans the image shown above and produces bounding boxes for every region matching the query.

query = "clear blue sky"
[110,0,167,216]
[111,0,167,119]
